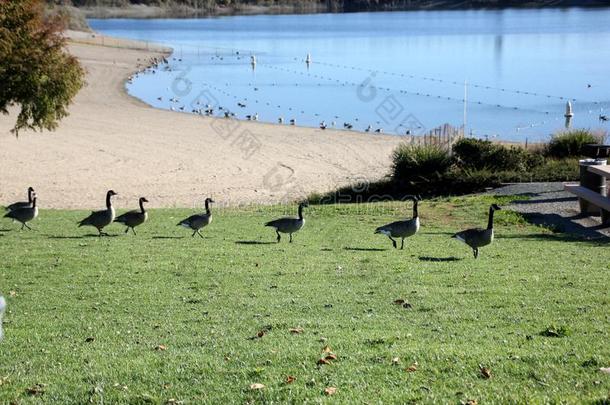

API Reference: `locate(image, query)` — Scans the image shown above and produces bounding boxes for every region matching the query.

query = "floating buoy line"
[133,42,609,136]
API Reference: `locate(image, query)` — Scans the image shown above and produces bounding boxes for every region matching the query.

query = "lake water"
[90,9,610,141]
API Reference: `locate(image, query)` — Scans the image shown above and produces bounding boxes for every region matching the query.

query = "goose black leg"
[20,223,25,230]
[276,231,281,243]
[473,248,479,259]
[400,238,404,250]
[131,227,137,236]
[197,230,204,239]
[289,233,293,243]
[389,236,397,249]
[124,227,130,234]
[191,230,197,237]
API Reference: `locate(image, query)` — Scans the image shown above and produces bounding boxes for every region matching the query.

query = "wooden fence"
[406,123,464,152]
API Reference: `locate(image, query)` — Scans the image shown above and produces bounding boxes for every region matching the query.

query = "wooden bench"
[564,183,610,225]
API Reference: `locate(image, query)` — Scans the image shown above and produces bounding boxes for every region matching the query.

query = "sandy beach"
[0,32,401,209]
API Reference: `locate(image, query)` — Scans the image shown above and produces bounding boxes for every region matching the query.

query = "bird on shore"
[178,198,214,238]
[4,195,38,230]
[452,204,501,258]
[375,195,420,249]
[5,187,35,211]
[599,114,608,122]
[78,190,117,236]
[320,121,327,130]
[114,197,149,235]
[265,201,308,243]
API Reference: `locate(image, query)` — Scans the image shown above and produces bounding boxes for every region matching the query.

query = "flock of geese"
[3,187,501,258]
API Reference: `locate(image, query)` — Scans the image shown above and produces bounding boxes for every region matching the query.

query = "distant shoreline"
[73,1,610,20]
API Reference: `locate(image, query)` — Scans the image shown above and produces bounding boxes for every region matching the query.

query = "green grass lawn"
[0,196,609,404]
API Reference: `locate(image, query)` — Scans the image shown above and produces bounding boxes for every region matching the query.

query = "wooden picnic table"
[564,163,610,226]
[588,164,610,179]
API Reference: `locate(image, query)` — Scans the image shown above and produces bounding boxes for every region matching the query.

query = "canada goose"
[78,190,117,236]
[114,197,149,235]
[4,194,38,230]
[178,198,214,238]
[5,187,35,211]
[452,204,501,258]
[265,201,308,243]
[0,295,5,341]
[375,196,420,249]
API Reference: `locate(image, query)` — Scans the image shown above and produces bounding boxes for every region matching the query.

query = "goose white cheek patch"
[0,296,5,341]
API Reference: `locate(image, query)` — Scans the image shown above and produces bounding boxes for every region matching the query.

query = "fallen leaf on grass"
[250,383,265,390]
[249,325,273,340]
[393,299,405,305]
[479,365,492,379]
[392,357,400,365]
[166,399,184,405]
[317,358,331,366]
[461,400,477,405]
[406,362,418,372]
[285,376,296,384]
[289,328,304,334]
[9,291,17,297]
[402,302,413,309]
[26,384,45,396]
[85,337,95,343]
[155,345,167,351]
[324,387,337,396]
[325,354,338,361]
[600,368,610,374]
[322,345,332,353]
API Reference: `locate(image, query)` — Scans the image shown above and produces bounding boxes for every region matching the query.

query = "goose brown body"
[265,202,308,243]
[78,190,117,236]
[178,198,214,238]
[4,196,38,230]
[115,197,149,235]
[452,204,501,258]
[375,196,420,249]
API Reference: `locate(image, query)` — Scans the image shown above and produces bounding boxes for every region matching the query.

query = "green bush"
[391,144,452,185]
[545,130,602,159]
[453,138,544,172]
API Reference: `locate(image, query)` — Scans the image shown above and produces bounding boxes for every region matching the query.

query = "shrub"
[453,138,544,172]
[545,130,602,159]
[391,144,452,186]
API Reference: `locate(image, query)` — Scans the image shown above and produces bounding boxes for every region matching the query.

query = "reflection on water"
[90,8,610,141]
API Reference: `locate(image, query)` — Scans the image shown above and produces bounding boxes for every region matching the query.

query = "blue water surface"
[90,8,610,141]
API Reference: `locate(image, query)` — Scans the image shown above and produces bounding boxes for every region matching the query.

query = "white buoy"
[565,101,574,118]
[565,100,574,129]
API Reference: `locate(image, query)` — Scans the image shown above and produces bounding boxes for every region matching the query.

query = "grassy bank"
[1,197,609,403]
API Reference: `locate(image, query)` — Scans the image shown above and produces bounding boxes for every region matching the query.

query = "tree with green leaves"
[0,0,84,136]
